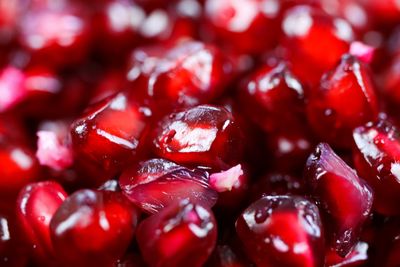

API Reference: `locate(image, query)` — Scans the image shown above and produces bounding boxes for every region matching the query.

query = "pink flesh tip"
[349,42,375,64]
[209,164,243,193]
[36,130,74,171]
[0,67,27,111]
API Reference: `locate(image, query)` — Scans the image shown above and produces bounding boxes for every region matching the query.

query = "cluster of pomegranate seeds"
[3,0,400,266]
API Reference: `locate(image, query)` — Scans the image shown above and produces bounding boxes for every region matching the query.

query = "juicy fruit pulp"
[119,158,218,213]
[306,54,378,147]
[305,143,373,257]
[236,195,324,267]
[137,199,217,267]
[16,181,68,265]
[49,189,138,267]
[2,0,400,266]
[352,120,400,215]
[151,105,243,170]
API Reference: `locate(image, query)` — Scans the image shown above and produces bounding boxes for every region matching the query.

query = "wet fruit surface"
[151,105,243,170]
[305,143,373,256]
[236,195,324,267]
[2,1,400,266]
[137,199,217,267]
[50,189,138,267]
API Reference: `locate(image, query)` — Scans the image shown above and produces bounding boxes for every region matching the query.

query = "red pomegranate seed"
[307,54,378,147]
[352,120,400,215]
[137,199,217,267]
[236,195,324,267]
[50,189,138,266]
[16,181,67,265]
[0,142,40,199]
[305,143,373,256]
[71,92,151,174]
[91,0,144,58]
[282,5,354,85]
[126,41,234,114]
[203,0,280,54]
[151,105,243,170]
[239,61,306,133]
[18,2,90,68]
[119,158,218,213]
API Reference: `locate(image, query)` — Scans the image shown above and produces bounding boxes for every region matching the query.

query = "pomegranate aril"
[50,189,138,267]
[137,199,217,267]
[16,181,67,265]
[18,2,91,68]
[305,143,373,257]
[126,41,234,114]
[119,158,218,213]
[0,142,40,199]
[236,195,324,267]
[151,105,243,170]
[203,0,281,55]
[282,5,354,85]
[352,120,400,215]
[90,0,144,60]
[239,61,306,133]
[307,54,378,147]
[71,92,151,175]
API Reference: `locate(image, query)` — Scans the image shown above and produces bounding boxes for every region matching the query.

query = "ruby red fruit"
[50,189,138,267]
[151,105,243,170]
[71,92,151,175]
[282,5,354,85]
[119,158,218,213]
[92,0,144,52]
[307,54,378,147]
[16,181,67,265]
[236,195,324,267]
[352,120,400,215]
[239,61,306,133]
[137,199,217,267]
[0,142,40,199]
[126,41,234,114]
[203,0,281,54]
[18,3,90,68]
[305,143,373,257]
